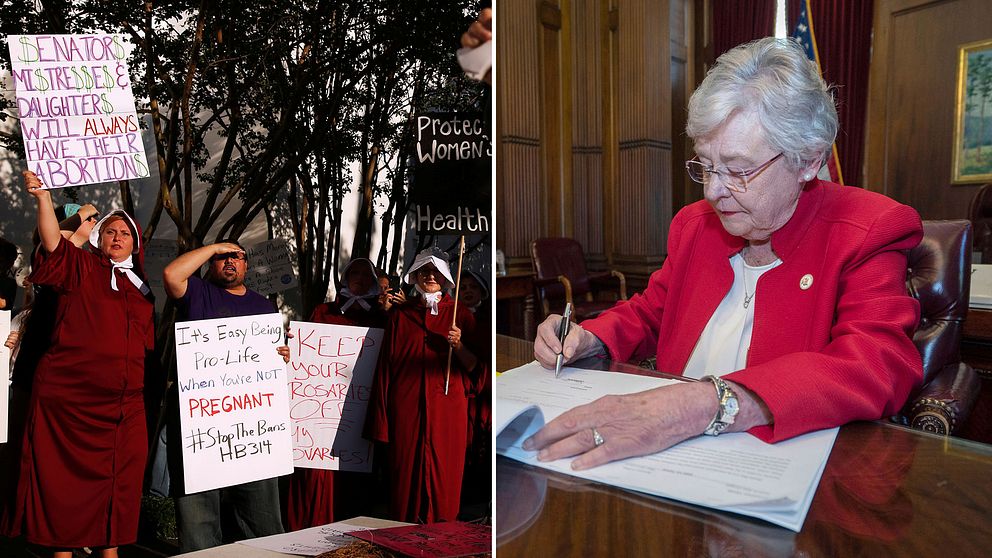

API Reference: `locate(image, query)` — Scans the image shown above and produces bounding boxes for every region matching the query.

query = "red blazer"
[583,180,924,442]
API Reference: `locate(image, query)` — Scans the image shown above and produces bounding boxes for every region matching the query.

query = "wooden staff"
[445,236,466,395]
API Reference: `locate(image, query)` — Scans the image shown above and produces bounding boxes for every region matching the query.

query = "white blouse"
[682,253,782,380]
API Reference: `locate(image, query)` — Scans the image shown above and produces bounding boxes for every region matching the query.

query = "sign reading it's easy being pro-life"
[6,34,151,188]
[174,313,293,494]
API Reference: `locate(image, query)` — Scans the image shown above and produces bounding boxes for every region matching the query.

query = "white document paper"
[456,41,492,81]
[495,362,837,531]
[236,520,371,556]
[174,313,294,494]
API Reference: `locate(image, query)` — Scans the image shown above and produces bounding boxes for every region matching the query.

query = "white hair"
[686,37,838,170]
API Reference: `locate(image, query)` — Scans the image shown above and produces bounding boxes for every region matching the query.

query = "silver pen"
[554,303,573,378]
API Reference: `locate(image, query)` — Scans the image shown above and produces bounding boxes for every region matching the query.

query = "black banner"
[409,112,491,234]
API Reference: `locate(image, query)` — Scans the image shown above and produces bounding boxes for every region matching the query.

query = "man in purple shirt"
[163,240,285,552]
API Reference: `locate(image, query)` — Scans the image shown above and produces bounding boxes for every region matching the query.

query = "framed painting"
[953,38,992,184]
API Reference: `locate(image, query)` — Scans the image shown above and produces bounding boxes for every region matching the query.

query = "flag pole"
[445,236,466,395]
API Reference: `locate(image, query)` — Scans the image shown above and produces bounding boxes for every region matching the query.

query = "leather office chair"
[899,220,981,435]
[530,237,627,321]
[968,183,992,264]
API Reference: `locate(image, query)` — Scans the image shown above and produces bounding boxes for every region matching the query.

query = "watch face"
[725,397,740,416]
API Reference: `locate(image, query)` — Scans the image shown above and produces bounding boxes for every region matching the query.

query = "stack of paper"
[495,362,837,532]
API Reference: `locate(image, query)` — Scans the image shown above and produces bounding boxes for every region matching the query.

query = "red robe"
[461,306,491,508]
[286,298,387,530]
[365,295,476,523]
[2,236,153,547]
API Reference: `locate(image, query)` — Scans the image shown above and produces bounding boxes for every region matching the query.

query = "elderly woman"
[3,171,154,558]
[529,38,923,471]
[365,248,477,523]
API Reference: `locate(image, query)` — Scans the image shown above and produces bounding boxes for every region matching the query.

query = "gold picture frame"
[953,38,992,184]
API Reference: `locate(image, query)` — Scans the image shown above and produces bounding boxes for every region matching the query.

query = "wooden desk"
[495,336,992,557]
[495,272,536,340]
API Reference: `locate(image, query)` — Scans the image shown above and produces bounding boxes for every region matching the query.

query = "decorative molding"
[502,135,541,147]
[618,138,673,150]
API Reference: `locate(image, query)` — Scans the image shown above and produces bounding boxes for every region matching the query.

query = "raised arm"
[163,242,243,299]
[24,171,59,254]
[66,204,99,248]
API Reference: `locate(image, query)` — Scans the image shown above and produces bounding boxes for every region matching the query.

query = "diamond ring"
[591,427,605,447]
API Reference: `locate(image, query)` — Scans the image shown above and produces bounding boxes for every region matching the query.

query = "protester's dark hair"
[0,238,18,269]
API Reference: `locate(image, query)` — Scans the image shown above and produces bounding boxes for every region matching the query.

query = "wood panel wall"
[497,0,692,290]
[864,0,992,218]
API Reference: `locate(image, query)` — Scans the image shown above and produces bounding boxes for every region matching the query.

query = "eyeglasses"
[685,153,784,193]
[86,214,100,222]
[211,252,246,262]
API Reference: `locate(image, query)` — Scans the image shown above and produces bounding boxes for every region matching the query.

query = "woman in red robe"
[365,249,477,523]
[286,258,388,529]
[3,171,154,558]
[458,271,491,514]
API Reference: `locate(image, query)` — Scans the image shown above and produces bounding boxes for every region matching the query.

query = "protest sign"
[244,239,298,296]
[174,313,292,493]
[6,33,150,188]
[142,238,177,292]
[0,310,9,442]
[288,321,383,472]
[409,112,491,234]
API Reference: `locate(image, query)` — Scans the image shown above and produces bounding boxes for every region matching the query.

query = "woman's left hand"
[23,170,50,201]
[447,325,462,348]
[522,381,717,470]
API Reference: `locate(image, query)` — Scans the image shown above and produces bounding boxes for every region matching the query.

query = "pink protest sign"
[350,522,492,557]
[288,321,383,472]
[6,34,151,188]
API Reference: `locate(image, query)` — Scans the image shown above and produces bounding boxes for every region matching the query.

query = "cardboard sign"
[244,239,298,296]
[288,321,383,472]
[174,313,293,493]
[142,238,177,292]
[0,310,9,443]
[351,522,492,558]
[6,33,150,188]
[410,112,491,234]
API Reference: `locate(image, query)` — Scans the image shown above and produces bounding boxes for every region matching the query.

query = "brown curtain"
[712,0,777,61]
[788,0,874,187]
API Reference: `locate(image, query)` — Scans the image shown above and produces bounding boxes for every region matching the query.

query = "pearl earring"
[804,174,813,181]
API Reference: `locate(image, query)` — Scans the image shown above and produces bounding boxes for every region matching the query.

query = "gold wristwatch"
[702,376,739,436]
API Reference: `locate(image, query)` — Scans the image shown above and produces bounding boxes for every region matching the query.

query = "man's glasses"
[211,252,246,262]
[685,153,784,193]
[85,214,100,222]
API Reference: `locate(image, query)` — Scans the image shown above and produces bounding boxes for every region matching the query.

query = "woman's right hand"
[23,170,50,202]
[534,314,604,369]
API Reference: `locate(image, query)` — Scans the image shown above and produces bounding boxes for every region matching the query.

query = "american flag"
[792,0,844,184]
